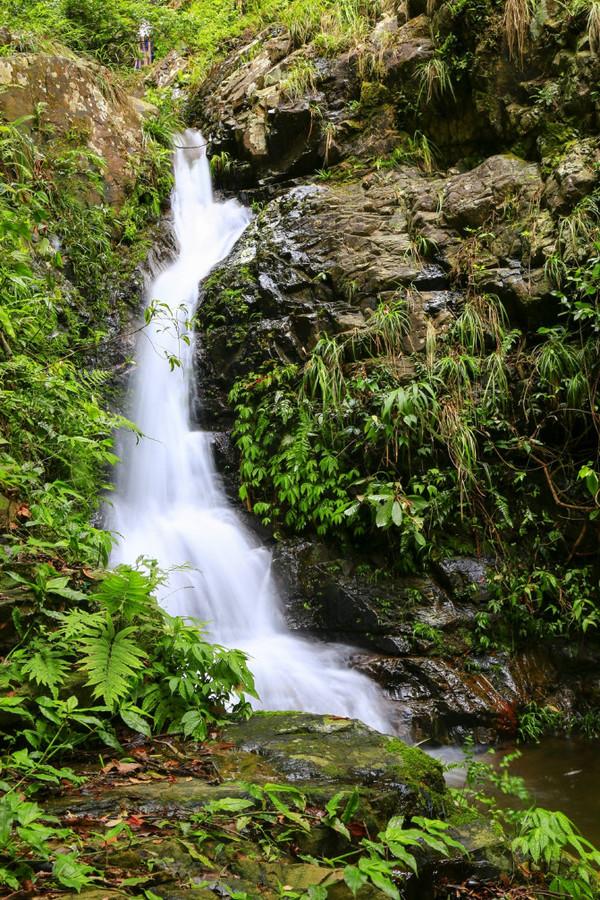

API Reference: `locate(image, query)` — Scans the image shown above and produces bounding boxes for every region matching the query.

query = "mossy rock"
[50,712,444,840]
[221,712,445,829]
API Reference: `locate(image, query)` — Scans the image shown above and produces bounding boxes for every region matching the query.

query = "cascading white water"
[110,130,393,733]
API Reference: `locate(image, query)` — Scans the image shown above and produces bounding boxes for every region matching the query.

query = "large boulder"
[224,712,445,823]
[442,155,542,231]
[0,54,147,205]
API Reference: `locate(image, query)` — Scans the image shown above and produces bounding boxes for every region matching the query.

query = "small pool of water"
[428,737,600,845]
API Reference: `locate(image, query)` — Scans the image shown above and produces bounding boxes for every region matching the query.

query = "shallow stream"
[433,736,600,843]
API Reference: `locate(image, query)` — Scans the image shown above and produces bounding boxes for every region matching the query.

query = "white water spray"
[110,131,393,732]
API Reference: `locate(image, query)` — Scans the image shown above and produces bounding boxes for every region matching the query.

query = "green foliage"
[417,57,456,105]
[281,57,318,100]
[0,0,384,79]
[229,223,600,633]
[230,365,360,537]
[0,116,131,568]
[518,703,564,743]
[513,808,600,899]
[485,563,600,645]
[0,563,256,893]
[0,0,196,66]
[451,747,600,899]
[119,90,181,243]
[0,792,96,892]
[373,133,438,174]
[181,782,465,899]
[3,563,256,749]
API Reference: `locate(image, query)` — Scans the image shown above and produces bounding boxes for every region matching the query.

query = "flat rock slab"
[49,713,444,898]
[223,712,445,823]
[51,713,444,833]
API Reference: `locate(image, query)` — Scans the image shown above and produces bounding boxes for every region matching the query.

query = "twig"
[152,738,188,761]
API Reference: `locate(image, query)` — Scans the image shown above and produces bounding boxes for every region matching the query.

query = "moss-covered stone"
[222,712,445,827]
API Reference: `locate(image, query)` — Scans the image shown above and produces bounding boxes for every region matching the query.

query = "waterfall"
[109,130,393,733]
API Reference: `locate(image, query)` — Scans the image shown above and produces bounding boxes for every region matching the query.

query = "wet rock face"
[195,151,553,422]
[434,557,493,604]
[196,174,455,423]
[188,24,418,187]
[269,542,600,743]
[0,54,146,205]
[442,155,541,231]
[543,138,600,213]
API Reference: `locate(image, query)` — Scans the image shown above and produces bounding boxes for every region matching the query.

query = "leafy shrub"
[2,563,256,748]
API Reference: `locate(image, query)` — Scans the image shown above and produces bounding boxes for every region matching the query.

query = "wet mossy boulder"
[49,713,445,897]
[51,713,444,834]
[222,712,445,827]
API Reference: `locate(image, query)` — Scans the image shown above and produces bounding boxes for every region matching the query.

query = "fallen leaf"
[102,759,142,776]
[126,815,145,827]
[348,820,367,838]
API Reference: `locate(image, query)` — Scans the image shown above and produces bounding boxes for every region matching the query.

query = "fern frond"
[79,623,146,709]
[55,608,103,641]
[21,649,69,690]
[92,566,157,623]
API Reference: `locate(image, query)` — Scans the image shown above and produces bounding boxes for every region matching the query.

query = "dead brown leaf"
[101,759,142,776]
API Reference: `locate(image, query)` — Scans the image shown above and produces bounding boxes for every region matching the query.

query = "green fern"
[55,608,101,641]
[21,650,69,692]
[78,618,146,709]
[91,566,157,623]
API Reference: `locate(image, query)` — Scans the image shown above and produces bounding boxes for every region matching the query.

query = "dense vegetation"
[231,248,600,642]
[0,0,599,896]
[0,0,383,75]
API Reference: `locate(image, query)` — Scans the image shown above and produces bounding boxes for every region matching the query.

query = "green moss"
[360,80,390,109]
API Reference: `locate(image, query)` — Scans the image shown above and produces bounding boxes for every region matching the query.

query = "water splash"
[109,130,393,733]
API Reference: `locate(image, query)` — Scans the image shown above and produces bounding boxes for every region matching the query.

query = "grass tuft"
[503,0,532,62]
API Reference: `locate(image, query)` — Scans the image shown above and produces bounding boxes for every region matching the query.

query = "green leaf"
[46,576,87,602]
[205,798,255,814]
[78,622,146,709]
[307,886,328,900]
[52,852,95,891]
[344,866,367,896]
[180,708,207,739]
[0,866,20,890]
[391,501,403,527]
[375,499,392,528]
[120,707,151,737]
[22,649,69,690]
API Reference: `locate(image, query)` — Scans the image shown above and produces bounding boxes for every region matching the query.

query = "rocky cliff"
[185,0,600,741]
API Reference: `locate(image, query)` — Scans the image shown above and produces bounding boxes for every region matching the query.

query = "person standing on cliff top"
[135,20,153,69]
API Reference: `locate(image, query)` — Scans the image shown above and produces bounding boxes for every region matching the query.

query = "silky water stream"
[109,131,393,732]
